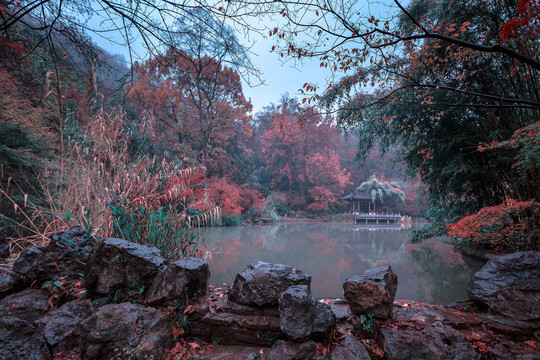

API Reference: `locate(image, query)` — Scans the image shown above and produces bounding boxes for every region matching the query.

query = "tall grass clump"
[1,106,219,259]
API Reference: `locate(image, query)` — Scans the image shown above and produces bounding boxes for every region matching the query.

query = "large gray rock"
[0,265,25,298]
[241,353,261,360]
[0,316,51,360]
[343,266,398,319]
[84,238,166,294]
[279,285,335,341]
[468,251,540,321]
[379,325,477,360]
[80,302,173,359]
[268,340,318,360]
[0,288,49,322]
[228,261,311,307]
[146,257,209,305]
[0,288,51,359]
[330,333,371,360]
[13,226,94,282]
[39,300,92,355]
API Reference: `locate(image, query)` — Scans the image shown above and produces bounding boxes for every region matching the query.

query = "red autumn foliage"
[447,199,540,252]
[499,0,540,42]
[261,110,351,212]
[205,177,263,217]
[130,49,252,175]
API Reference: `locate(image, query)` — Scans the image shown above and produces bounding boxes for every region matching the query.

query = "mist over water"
[199,222,485,305]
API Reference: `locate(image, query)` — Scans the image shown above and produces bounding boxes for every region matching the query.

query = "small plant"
[108,199,200,261]
[42,276,67,291]
[359,313,376,336]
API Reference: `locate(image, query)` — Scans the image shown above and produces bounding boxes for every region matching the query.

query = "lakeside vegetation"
[1,0,538,260]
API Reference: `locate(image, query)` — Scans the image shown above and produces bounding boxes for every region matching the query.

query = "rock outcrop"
[468,251,540,321]
[39,300,92,355]
[84,237,166,294]
[0,289,51,360]
[278,285,335,341]
[146,257,209,305]
[330,334,371,360]
[228,261,311,307]
[0,264,24,298]
[343,266,398,319]
[13,226,93,282]
[268,339,318,360]
[80,302,173,360]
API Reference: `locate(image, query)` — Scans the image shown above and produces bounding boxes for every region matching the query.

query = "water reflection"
[199,222,484,305]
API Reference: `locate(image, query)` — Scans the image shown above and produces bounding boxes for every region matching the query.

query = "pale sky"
[88,0,398,114]
[90,26,333,114]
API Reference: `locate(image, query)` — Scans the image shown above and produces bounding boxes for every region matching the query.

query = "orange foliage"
[261,110,351,212]
[447,199,540,252]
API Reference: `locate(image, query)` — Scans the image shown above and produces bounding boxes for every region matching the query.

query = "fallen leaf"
[207,345,214,350]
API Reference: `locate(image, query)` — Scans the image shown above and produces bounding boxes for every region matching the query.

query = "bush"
[447,199,539,252]
[108,199,199,261]
[1,107,218,257]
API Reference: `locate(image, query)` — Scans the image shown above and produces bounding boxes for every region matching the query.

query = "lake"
[198,221,484,305]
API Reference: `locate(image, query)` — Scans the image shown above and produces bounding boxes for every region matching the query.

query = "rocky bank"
[0,226,539,359]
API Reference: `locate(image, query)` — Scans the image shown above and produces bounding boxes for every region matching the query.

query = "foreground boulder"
[39,300,92,355]
[0,265,25,298]
[146,257,209,305]
[84,238,166,294]
[268,340,317,360]
[343,266,398,319]
[80,302,173,359]
[13,226,94,282]
[330,333,371,360]
[379,325,477,359]
[0,289,51,359]
[468,251,540,321]
[278,285,335,341]
[228,261,311,307]
[0,288,49,322]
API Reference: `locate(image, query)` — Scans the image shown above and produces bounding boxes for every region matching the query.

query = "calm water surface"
[199,222,484,305]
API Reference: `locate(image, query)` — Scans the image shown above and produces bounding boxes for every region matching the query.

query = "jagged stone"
[84,237,166,294]
[0,288,49,322]
[343,266,398,319]
[268,340,317,360]
[379,324,477,360]
[468,251,540,321]
[146,257,209,305]
[13,226,94,282]
[80,302,173,359]
[279,285,335,341]
[0,265,25,298]
[0,288,51,359]
[228,261,311,307]
[330,334,371,360]
[0,316,51,360]
[39,300,92,355]
[241,353,261,360]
